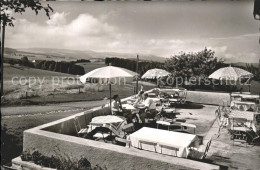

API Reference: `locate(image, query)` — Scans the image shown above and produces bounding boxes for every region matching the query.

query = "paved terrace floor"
[175,103,260,170]
[203,116,260,170]
[175,103,218,136]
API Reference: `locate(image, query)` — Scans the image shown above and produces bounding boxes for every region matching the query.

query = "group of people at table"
[111,86,157,124]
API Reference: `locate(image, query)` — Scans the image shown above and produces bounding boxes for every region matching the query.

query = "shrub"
[1,125,22,166]
[20,150,107,170]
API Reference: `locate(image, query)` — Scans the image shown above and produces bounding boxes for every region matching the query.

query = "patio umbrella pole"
[136,54,139,94]
[109,83,112,113]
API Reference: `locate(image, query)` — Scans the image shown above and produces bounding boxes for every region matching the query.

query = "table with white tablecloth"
[228,110,256,132]
[128,127,196,158]
[231,101,257,111]
[88,115,127,134]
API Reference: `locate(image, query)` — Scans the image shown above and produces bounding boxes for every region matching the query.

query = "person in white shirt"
[111,95,123,116]
[139,93,157,124]
[134,90,144,105]
[111,94,136,123]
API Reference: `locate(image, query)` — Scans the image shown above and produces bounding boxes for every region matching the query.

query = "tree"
[165,48,225,85]
[21,56,29,66]
[1,0,53,96]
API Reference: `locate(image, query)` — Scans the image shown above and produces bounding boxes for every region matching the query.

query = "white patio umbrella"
[209,66,253,92]
[79,66,138,110]
[209,66,253,81]
[141,68,170,79]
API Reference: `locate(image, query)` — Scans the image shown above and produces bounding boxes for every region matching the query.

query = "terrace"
[10,89,260,170]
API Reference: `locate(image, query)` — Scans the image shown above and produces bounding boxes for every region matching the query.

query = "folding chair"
[73,116,88,137]
[229,118,250,145]
[122,123,135,137]
[178,90,187,104]
[215,106,229,137]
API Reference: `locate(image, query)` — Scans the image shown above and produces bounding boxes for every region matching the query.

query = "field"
[76,62,106,73]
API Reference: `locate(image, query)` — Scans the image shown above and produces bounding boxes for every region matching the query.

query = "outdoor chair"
[178,90,187,104]
[88,123,111,141]
[215,105,229,136]
[73,116,88,137]
[188,137,212,160]
[139,140,157,152]
[229,117,250,145]
[159,144,179,157]
[122,123,135,136]
[114,123,134,145]
[215,106,228,137]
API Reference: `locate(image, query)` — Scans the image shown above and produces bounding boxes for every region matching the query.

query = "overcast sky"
[5,0,260,63]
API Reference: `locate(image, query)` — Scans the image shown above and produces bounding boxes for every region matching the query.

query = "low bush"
[1,125,22,166]
[21,150,106,170]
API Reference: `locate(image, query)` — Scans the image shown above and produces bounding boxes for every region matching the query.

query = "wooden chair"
[139,140,157,152]
[215,107,228,136]
[114,123,134,145]
[73,116,88,137]
[159,144,179,157]
[178,90,187,104]
[122,123,135,136]
[230,118,250,145]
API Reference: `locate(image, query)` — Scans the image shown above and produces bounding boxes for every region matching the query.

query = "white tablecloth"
[128,127,196,158]
[231,101,257,111]
[91,115,125,124]
[89,115,127,134]
[122,104,137,110]
[229,110,255,121]
[229,110,256,132]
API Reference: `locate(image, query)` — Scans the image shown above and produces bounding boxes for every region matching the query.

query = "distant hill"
[4,47,166,62]
[231,62,259,68]
[4,47,17,54]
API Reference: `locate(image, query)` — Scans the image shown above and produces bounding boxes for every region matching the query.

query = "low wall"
[23,123,219,170]
[42,106,111,135]
[147,88,231,106]
[186,91,230,106]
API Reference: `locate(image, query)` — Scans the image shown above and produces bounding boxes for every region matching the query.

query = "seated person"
[139,85,144,94]
[111,95,137,123]
[134,90,144,105]
[139,93,157,124]
[111,95,123,116]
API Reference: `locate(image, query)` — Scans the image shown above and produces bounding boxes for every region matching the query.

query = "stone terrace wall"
[186,91,230,106]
